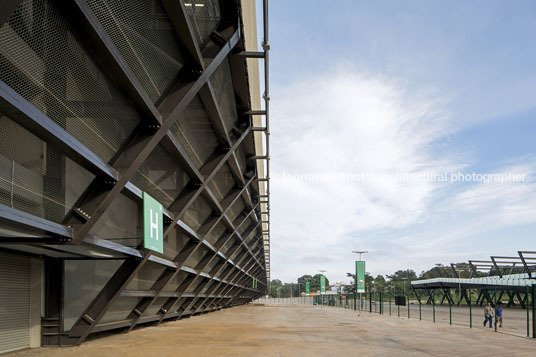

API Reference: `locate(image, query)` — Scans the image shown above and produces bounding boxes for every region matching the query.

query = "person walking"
[483,302,494,328]
[496,303,503,328]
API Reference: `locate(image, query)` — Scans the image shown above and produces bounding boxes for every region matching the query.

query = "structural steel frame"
[0,0,270,346]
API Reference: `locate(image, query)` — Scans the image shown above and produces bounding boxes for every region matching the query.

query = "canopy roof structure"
[412,251,536,292]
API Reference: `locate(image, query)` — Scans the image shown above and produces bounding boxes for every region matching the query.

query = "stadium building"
[0,0,270,352]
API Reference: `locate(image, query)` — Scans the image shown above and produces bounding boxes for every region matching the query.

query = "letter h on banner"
[143,192,163,253]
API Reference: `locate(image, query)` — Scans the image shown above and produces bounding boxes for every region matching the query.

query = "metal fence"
[256,288,536,339]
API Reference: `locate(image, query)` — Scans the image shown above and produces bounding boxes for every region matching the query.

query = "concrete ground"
[6,304,536,357]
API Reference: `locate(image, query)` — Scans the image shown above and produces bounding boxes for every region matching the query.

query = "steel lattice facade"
[0,0,269,349]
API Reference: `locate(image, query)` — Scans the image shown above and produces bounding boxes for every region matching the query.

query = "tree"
[373,275,386,290]
[270,279,283,297]
[386,269,417,294]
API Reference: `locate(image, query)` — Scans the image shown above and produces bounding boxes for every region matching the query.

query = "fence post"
[526,283,536,338]
[432,290,436,323]
[526,286,529,338]
[469,288,472,328]
[449,289,452,325]
[494,286,498,332]
[389,291,391,316]
[407,290,410,319]
[419,290,421,321]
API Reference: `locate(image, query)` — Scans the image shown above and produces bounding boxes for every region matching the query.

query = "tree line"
[268,263,481,298]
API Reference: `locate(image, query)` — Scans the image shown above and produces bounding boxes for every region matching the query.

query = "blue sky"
[258,0,536,283]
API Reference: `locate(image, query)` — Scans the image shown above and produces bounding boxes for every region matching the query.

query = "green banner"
[356,261,366,293]
[320,275,326,294]
[305,281,310,295]
[252,277,257,288]
[143,192,163,253]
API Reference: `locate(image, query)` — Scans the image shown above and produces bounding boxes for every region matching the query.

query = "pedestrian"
[496,303,503,328]
[483,302,494,328]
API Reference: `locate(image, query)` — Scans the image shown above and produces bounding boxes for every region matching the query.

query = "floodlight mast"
[352,251,368,314]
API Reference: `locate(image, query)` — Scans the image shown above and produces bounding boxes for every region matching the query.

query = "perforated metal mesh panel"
[235,146,247,174]
[87,0,185,103]
[63,260,122,330]
[126,261,166,290]
[163,228,190,260]
[170,96,219,169]
[182,195,212,231]
[185,0,221,47]
[100,297,140,324]
[131,144,190,209]
[227,198,245,223]
[207,163,235,202]
[210,58,238,133]
[0,0,140,163]
[237,217,253,236]
[88,192,141,247]
[204,221,226,246]
[0,114,95,223]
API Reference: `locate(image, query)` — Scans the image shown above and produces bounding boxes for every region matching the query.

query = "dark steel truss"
[0,0,270,346]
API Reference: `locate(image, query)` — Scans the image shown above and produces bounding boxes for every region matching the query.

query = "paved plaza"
[6,304,535,356]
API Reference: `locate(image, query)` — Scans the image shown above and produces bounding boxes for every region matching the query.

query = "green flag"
[320,275,326,294]
[356,261,366,293]
[305,281,310,295]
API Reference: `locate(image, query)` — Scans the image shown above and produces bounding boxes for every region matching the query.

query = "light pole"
[455,269,464,305]
[297,282,303,304]
[319,270,327,307]
[352,251,368,314]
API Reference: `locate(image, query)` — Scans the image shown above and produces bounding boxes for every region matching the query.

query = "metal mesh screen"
[88,192,141,247]
[0,114,95,223]
[207,163,235,202]
[143,297,167,316]
[235,146,247,175]
[204,221,226,246]
[131,144,190,209]
[210,58,238,133]
[100,297,140,324]
[87,0,184,103]
[126,261,166,291]
[163,228,190,260]
[237,217,253,236]
[182,195,213,231]
[63,260,122,330]
[162,270,188,292]
[184,0,221,47]
[183,244,208,272]
[222,237,239,257]
[170,96,219,169]
[227,198,245,223]
[0,0,140,163]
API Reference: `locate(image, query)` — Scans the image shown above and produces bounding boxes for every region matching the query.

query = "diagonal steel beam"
[71,29,241,244]
[164,214,260,320]
[68,254,150,344]
[180,223,262,315]
[61,0,162,124]
[156,203,260,322]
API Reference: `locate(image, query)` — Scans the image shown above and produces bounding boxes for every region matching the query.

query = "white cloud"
[268,67,536,283]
